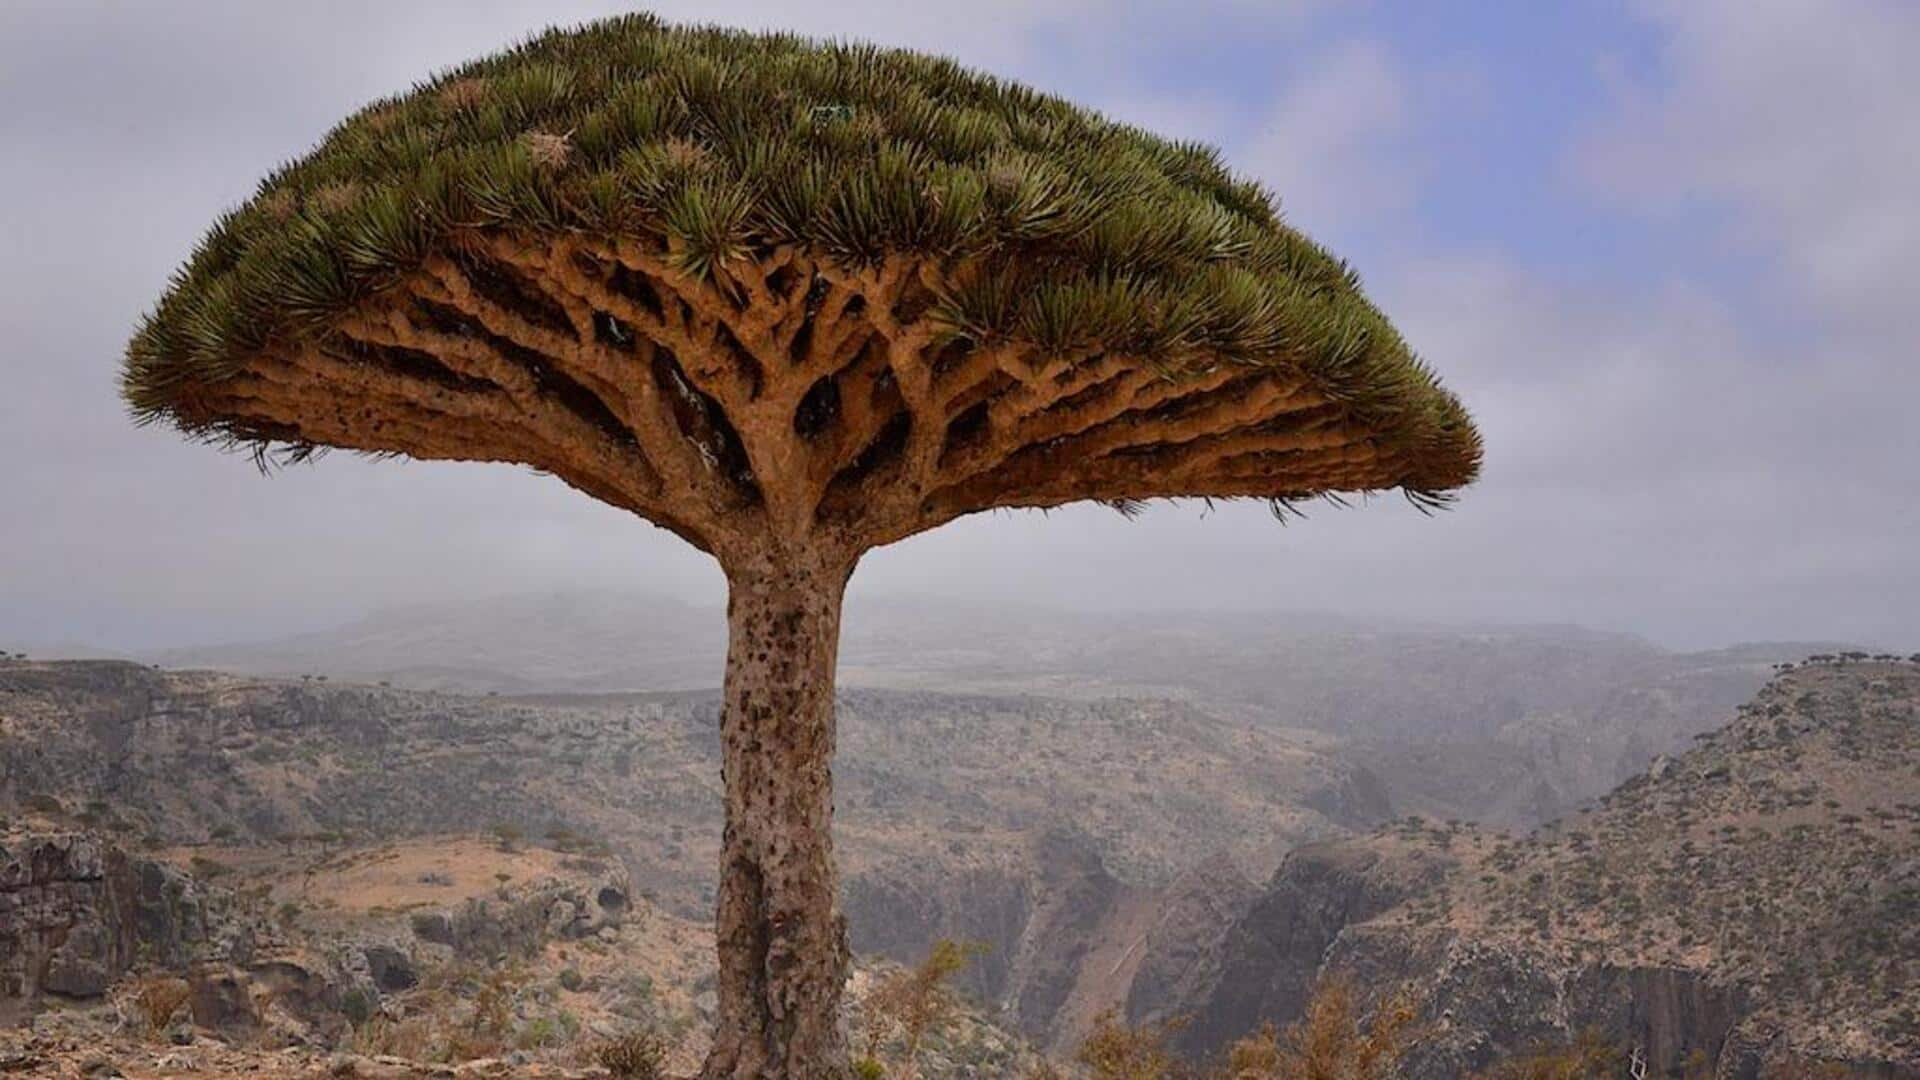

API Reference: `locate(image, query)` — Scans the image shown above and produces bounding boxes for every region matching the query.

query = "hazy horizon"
[5,1,1916,655]
[17,582,1877,660]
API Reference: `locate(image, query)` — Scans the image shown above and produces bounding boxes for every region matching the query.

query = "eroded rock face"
[1328,929,1748,1077]
[1160,848,1786,1077]
[844,828,1130,1048]
[1153,665,1920,1078]
[0,833,245,1020]
[1123,853,1258,1029]
[1171,839,1451,1058]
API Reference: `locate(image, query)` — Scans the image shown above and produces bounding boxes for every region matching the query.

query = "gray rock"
[0,832,253,1017]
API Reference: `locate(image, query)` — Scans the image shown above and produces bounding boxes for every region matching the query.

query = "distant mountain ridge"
[143,589,1762,696]
[142,590,1853,827]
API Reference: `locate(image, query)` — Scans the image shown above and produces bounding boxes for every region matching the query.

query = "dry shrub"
[1077,1010,1193,1080]
[1248,976,1418,1080]
[1223,1023,1285,1077]
[1069,977,1418,1080]
[860,938,987,1075]
[416,962,524,1062]
[596,1028,670,1078]
[348,1013,441,1062]
[128,975,192,1037]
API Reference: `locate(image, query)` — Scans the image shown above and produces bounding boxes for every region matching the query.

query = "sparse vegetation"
[2,649,1914,1077]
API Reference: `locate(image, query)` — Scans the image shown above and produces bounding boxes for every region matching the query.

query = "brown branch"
[893,437,1396,545]
[518,249,745,512]
[931,342,1027,414]
[483,235,597,342]
[332,306,727,533]
[969,371,1314,486]
[211,241,1425,559]
[204,366,680,531]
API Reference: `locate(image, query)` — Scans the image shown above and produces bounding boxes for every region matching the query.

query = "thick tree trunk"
[701,549,855,1080]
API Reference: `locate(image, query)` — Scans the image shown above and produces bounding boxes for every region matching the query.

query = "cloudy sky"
[2,1,1914,652]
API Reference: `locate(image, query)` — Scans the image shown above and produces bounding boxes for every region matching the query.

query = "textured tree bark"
[701,548,856,1080]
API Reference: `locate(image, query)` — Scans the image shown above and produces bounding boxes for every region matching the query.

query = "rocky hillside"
[1156,660,1920,1077]
[0,828,1042,1078]
[0,658,1375,1049]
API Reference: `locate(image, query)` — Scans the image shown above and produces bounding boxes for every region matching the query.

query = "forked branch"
[209,239,1409,563]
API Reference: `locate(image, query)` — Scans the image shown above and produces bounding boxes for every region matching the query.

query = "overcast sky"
[2,0,1915,653]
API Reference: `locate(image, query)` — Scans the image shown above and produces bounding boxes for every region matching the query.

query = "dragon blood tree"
[123,15,1479,1077]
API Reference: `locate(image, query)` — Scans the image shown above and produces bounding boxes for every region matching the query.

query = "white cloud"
[1577,0,1920,334]
[3,1,1914,653]
[1239,39,1413,230]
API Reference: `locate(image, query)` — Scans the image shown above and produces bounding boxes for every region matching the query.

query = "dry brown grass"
[346,1013,442,1062]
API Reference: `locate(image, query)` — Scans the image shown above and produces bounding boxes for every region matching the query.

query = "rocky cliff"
[1159,661,1920,1077]
[0,832,251,1019]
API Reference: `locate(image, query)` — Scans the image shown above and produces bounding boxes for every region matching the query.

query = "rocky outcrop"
[0,832,250,1020]
[1300,765,1394,828]
[407,863,631,961]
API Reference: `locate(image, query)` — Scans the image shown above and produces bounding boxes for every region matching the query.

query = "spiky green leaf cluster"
[124,13,1479,494]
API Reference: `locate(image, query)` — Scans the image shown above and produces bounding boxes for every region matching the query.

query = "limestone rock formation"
[0,832,250,1019]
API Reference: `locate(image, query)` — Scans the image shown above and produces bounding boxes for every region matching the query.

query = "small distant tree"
[492,821,525,852]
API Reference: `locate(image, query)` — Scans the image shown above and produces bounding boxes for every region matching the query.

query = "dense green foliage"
[124,13,1478,497]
